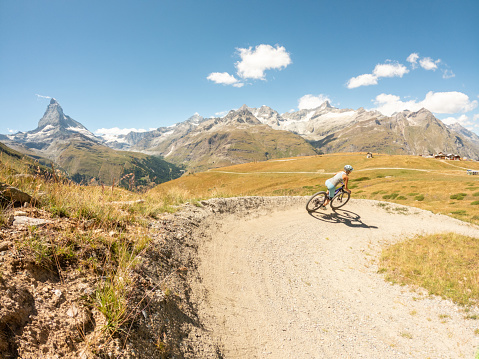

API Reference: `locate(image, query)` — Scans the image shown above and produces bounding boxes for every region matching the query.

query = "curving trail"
[190,199,479,358]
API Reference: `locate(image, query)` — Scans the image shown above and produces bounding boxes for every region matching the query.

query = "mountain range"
[1,99,479,186]
[103,102,479,163]
[0,99,182,188]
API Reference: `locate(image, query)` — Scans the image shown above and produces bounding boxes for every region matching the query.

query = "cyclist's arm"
[343,174,351,193]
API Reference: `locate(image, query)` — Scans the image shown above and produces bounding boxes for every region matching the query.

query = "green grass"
[450,193,467,200]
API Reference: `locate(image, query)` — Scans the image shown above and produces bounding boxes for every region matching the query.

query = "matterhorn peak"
[38,98,67,128]
[37,99,89,132]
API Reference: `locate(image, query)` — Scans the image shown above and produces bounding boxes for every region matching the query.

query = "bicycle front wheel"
[330,191,350,209]
[306,191,327,212]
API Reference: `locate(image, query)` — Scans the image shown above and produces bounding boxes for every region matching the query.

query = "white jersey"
[328,171,346,187]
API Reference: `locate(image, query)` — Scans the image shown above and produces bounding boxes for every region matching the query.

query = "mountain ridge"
[2,100,478,183]
[101,102,479,162]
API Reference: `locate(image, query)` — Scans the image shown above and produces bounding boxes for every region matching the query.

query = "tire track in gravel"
[190,199,479,358]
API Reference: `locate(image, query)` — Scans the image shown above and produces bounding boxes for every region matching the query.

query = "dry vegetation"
[152,152,479,225]
[379,232,479,307]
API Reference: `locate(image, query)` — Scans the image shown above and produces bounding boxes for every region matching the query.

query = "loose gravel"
[184,197,479,358]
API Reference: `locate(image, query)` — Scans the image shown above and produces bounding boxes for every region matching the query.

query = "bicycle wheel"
[306,191,327,212]
[330,191,350,209]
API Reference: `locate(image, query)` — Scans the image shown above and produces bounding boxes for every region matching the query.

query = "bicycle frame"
[334,185,346,196]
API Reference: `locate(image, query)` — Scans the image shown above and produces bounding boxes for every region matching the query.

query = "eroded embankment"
[136,196,308,358]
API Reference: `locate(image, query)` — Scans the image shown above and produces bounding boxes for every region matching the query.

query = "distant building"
[434,152,461,160]
[467,169,479,175]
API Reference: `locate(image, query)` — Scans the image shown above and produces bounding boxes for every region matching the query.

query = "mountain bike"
[306,185,351,212]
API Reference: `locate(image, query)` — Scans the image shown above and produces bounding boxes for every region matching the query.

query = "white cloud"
[298,94,331,110]
[372,91,478,116]
[347,73,378,89]
[441,114,474,128]
[35,94,52,99]
[7,128,18,133]
[207,72,243,87]
[373,62,409,78]
[442,69,455,79]
[347,61,408,89]
[419,57,440,71]
[422,91,477,113]
[214,110,229,117]
[406,53,419,68]
[235,44,292,80]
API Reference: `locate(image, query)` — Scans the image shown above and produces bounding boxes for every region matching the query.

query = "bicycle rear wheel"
[330,191,350,209]
[306,191,327,212]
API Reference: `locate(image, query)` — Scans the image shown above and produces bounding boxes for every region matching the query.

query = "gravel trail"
[190,199,479,358]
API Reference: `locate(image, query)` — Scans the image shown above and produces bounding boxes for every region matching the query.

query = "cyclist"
[322,165,353,207]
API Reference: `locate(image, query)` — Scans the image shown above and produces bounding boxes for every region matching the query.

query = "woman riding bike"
[322,165,353,207]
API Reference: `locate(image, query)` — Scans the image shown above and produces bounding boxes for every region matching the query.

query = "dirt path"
[189,199,479,358]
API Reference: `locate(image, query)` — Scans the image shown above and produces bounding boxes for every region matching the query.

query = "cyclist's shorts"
[325,179,335,199]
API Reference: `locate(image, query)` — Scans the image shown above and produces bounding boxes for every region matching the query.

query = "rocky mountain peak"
[222,106,261,126]
[37,99,85,130]
[319,101,332,110]
[187,113,204,124]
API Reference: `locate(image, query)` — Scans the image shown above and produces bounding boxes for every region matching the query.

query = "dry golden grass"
[150,153,479,224]
[379,232,479,306]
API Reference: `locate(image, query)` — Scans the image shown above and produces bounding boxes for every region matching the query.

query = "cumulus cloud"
[347,61,408,89]
[298,94,331,110]
[419,57,440,71]
[406,53,419,68]
[207,44,291,87]
[373,62,409,78]
[372,91,478,116]
[441,114,471,126]
[235,44,292,80]
[206,72,244,87]
[347,74,378,89]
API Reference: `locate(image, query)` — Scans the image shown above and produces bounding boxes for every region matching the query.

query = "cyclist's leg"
[324,180,335,205]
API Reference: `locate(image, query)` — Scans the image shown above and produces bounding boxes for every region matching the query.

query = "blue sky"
[1,0,478,137]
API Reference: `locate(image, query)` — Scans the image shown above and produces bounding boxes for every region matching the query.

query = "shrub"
[415,195,425,201]
[471,201,479,206]
[383,193,399,200]
[450,193,467,200]
[354,177,370,182]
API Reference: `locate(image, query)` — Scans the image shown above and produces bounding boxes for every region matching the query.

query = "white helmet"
[344,165,353,172]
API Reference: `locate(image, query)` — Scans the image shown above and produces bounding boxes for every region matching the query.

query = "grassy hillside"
[46,139,182,188]
[0,142,53,178]
[149,125,318,172]
[151,152,479,224]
